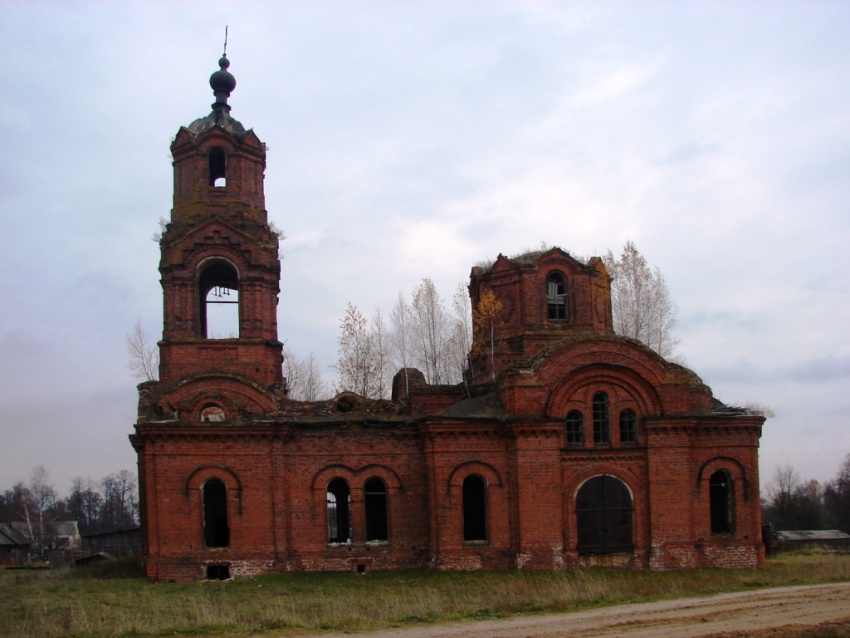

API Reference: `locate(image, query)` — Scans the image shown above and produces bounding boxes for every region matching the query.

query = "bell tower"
[144,53,284,423]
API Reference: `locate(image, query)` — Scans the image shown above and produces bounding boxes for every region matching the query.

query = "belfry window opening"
[546,272,568,321]
[199,261,239,339]
[209,148,227,187]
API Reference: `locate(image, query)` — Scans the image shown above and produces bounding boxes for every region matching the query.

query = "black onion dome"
[184,54,246,137]
[210,55,236,107]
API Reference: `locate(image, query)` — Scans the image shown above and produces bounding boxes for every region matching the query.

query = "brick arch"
[184,466,242,515]
[164,374,279,419]
[570,473,637,555]
[569,470,637,502]
[310,465,358,491]
[447,461,502,493]
[197,254,241,278]
[697,456,752,502]
[546,364,662,418]
[186,465,242,494]
[354,465,402,491]
[183,235,252,276]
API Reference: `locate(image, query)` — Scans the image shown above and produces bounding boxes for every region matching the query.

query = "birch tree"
[126,319,159,381]
[334,303,380,398]
[410,278,450,384]
[603,241,679,358]
[448,282,473,384]
[390,291,412,397]
[371,309,390,399]
[284,349,328,401]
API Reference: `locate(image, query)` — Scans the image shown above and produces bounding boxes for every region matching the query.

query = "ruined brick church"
[131,56,765,582]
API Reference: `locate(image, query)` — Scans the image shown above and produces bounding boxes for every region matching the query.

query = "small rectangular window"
[566,411,584,444]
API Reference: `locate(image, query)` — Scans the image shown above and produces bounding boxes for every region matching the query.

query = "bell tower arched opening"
[198,260,239,339]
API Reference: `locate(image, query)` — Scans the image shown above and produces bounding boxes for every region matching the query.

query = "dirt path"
[300,582,850,638]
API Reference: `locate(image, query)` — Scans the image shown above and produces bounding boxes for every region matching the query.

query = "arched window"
[198,260,239,339]
[710,470,734,534]
[566,410,584,444]
[592,392,610,444]
[546,272,568,321]
[619,409,637,443]
[364,478,389,542]
[203,478,229,547]
[209,147,226,187]
[326,479,351,543]
[200,404,226,422]
[576,475,633,554]
[462,475,488,542]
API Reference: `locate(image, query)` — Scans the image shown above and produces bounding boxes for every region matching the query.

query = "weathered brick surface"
[131,100,765,582]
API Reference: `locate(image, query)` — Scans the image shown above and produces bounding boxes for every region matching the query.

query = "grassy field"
[2,552,850,638]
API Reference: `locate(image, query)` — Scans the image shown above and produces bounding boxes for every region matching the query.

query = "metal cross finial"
[223,25,228,57]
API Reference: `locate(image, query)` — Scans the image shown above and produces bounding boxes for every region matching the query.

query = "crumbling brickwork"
[131,58,765,582]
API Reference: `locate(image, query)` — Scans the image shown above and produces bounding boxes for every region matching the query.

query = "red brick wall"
[134,113,764,582]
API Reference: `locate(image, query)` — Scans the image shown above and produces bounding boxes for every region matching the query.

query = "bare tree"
[371,309,390,399]
[67,476,103,533]
[283,349,303,398]
[448,283,473,386]
[825,454,850,533]
[126,319,159,381]
[26,466,57,554]
[390,290,413,397]
[761,463,826,530]
[410,278,451,384]
[11,481,35,551]
[301,353,328,401]
[101,470,138,530]
[333,303,380,398]
[603,241,679,359]
[285,350,328,401]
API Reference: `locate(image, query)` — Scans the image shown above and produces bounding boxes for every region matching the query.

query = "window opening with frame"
[327,478,352,543]
[462,475,488,542]
[592,392,611,444]
[576,475,633,554]
[198,261,239,339]
[364,478,389,542]
[546,272,568,321]
[209,147,227,187]
[203,478,229,548]
[566,410,584,444]
[619,409,637,443]
[709,470,734,534]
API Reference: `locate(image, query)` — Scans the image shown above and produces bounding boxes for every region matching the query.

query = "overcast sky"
[2,1,848,496]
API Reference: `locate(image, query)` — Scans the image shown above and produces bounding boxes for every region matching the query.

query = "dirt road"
[304,582,850,638]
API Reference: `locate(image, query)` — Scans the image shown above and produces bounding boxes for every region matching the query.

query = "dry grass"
[2,552,849,638]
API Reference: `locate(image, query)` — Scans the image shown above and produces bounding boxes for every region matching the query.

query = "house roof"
[776,530,850,542]
[0,523,32,546]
